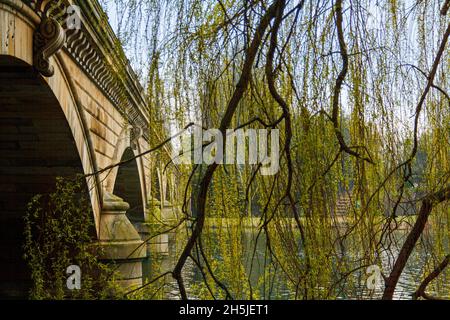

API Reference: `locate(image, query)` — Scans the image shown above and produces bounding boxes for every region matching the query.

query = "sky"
[97,0,448,144]
[99,0,167,84]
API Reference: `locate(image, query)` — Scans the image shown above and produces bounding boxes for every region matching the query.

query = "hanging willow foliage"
[98,0,450,300]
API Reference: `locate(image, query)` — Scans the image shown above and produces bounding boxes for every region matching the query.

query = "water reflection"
[142,224,449,300]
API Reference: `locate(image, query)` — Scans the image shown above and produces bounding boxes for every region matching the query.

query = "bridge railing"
[26,0,151,139]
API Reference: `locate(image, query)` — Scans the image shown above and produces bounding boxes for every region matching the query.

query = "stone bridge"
[0,0,178,297]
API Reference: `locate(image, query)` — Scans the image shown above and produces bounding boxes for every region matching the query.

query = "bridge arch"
[111,145,147,223]
[0,48,102,229]
[0,55,96,297]
[105,126,148,218]
[0,0,177,292]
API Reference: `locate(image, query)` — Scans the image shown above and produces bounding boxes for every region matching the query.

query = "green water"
[142,225,450,300]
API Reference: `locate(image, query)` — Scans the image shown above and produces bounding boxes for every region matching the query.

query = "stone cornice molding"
[26,0,150,139]
[33,15,66,77]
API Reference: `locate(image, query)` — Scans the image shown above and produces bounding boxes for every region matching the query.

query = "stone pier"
[97,192,147,288]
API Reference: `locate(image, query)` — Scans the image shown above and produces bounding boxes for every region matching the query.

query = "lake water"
[142,221,450,300]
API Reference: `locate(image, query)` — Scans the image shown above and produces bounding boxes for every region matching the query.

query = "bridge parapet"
[26,0,150,138]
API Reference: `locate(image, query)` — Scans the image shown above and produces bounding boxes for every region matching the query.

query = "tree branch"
[413,255,450,300]
[172,1,281,300]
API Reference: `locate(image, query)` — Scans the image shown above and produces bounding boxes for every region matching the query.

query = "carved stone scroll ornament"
[33,17,66,77]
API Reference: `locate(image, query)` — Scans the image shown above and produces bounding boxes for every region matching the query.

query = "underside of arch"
[113,147,145,223]
[0,56,90,298]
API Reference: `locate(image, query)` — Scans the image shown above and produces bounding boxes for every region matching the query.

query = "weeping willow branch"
[264,0,310,272]
[383,185,450,299]
[413,255,450,300]
[172,1,281,300]
[442,0,450,15]
[332,0,374,164]
[96,0,450,300]
[84,122,195,178]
